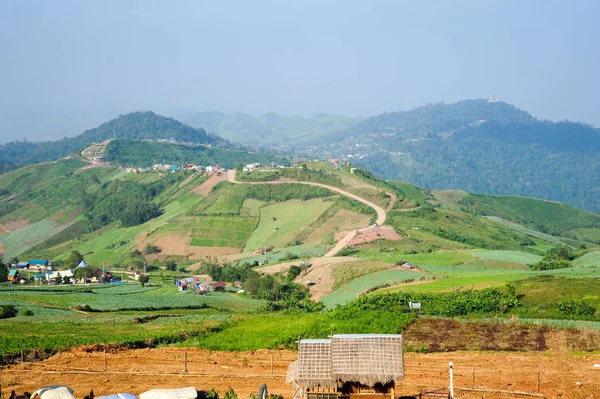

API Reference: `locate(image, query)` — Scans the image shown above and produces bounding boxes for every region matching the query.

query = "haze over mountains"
[1,99,599,212]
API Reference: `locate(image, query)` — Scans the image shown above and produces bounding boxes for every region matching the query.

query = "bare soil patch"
[2,346,599,399]
[0,219,30,233]
[334,226,402,247]
[192,174,228,196]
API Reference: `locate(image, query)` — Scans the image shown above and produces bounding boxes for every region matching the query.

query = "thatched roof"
[295,339,335,388]
[331,334,404,386]
[293,334,404,389]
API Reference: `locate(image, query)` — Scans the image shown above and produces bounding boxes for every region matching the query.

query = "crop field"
[239,199,265,217]
[321,269,430,309]
[471,250,542,264]
[355,250,473,267]
[484,216,563,244]
[244,200,332,252]
[574,250,600,267]
[0,284,264,312]
[202,185,248,215]
[0,218,66,258]
[47,194,204,265]
[190,216,258,248]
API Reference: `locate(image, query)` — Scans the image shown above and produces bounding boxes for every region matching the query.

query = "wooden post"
[103,350,107,372]
[21,348,24,363]
[184,351,188,373]
[472,368,475,388]
[270,352,274,375]
[536,372,540,393]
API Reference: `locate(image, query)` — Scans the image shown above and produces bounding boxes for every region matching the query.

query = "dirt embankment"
[2,346,599,399]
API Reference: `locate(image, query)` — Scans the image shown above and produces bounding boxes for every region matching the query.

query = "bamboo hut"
[290,334,404,399]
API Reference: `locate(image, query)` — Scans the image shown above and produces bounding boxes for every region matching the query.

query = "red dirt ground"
[1,348,599,399]
[193,174,228,196]
[334,226,402,247]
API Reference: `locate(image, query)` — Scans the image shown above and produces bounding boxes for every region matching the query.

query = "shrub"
[0,305,18,319]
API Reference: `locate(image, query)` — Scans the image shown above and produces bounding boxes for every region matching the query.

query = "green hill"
[0,111,226,172]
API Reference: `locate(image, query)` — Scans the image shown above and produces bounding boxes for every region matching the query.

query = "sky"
[1,0,599,142]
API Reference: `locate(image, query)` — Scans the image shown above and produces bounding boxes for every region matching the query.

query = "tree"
[235,163,243,172]
[287,265,302,281]
[0,263,7,283]
[165,260,177,271]
[8,257,19,266]
[138,274,149,287]
[54,273,62,285]
[68,250,84,268]
[63,275,71,285]
[74,265,98,281]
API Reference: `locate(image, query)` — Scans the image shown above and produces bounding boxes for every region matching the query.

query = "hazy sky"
[1,0,599,142]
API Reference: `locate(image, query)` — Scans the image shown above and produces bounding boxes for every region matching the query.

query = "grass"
[484,216,563,244]
[355,250,474,267]
[244,200,332,252]
[574,250,600,267]
[471,250,542,264]
[331,260,391,290]
[0,218,66,258]
[240,199,265,218]
[202,184,248,215]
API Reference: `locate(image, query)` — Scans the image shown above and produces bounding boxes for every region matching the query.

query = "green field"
[321,269,430,309]
[574,251,600,267]
[471,250,542,264]
[190,216,258,248]
[0,219,66,258]
[244,199,332,252]
[0,282,266,357]
[202,184,248,215]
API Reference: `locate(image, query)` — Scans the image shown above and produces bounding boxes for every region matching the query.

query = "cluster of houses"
[124,163,226,175]
[6,259,113,284]
[175,276,243,294]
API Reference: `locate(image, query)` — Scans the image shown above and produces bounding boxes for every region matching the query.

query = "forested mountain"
[307,100,600,213]
[185,111,359,145]
[0,111,226,173]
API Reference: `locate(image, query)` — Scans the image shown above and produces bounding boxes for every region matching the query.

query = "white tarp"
[30,386,76,399]
[139,387,197,399]
[97,394,138,399]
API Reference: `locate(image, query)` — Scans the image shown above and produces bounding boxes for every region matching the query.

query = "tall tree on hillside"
[0,256,7,283]
[68,250,84,268]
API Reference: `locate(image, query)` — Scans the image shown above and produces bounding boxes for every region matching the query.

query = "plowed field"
[2,347,599,399]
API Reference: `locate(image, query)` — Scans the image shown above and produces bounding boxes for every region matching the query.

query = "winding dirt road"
[228,170,386,257]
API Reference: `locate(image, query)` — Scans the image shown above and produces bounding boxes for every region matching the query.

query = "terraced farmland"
[190,216,258,248]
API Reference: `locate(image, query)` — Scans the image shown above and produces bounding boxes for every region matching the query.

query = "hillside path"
[228,170,386,257]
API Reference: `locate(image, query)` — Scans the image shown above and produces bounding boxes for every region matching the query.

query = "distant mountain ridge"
[303,99,600,213]
[185,111,359,145]
[0,111,226,173]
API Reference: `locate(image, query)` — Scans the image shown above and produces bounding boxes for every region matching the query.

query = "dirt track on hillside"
[193,174,228,196]
[2,347,599,399]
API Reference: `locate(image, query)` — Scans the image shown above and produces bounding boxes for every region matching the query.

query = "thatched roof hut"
[296,339,335,389]
[292,334,404,392]
[331,334,404,387]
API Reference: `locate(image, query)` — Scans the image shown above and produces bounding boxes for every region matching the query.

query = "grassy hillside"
[457,194,600,244]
